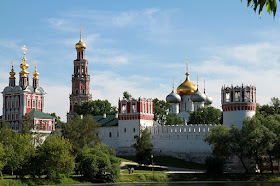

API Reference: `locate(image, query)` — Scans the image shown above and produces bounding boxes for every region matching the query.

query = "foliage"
[62,115,100,153]
[48,112,64,129]
[36,134,75,179]
[75,100,117,116]
[152,98,171,125]
[205,156,224,174]
[132,128,153,165]
[165,113,183,125]
[188,107,222,124]
[20,115,33,135]
[76,143,120,182]
[123,91,133,100]
[243,0,278,16]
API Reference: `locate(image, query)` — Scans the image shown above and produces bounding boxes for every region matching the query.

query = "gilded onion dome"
[19,45,29,78]
[75,25,86,50]
[177,72,197,96]
[33,61,39,79]
[191,87,206,103]
[9,61,16,79]
[166,90,181,104]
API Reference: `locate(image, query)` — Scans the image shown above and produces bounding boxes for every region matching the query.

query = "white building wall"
[178,95,193,122]
[99,126,119,149]
[223,110,255,129]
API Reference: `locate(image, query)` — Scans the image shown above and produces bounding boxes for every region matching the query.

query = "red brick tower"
[67,25,92,122]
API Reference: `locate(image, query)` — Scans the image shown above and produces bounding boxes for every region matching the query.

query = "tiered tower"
[221,84,256,129]
[67,25,92,122]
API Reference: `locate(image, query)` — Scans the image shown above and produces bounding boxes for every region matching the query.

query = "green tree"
[165,113,183,125]
[188,107,222,124]
[36,134,75,179]
[0,143,6,179]
[123,91,133,100]
[21,114,33,134]
[153,98,171,125]
[205,125,250,172]
[75,100,117,116]
[243,0,277,16]
[62,115,100,153]
[48,112,64,129]
[76,143,120,182]
[132,128,153,165]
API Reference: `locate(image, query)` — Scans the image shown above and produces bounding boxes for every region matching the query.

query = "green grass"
[119,155,205,170]
[122,170,168,174]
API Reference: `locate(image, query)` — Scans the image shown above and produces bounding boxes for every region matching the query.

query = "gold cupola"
[33,61,39,79]
[177,58,197,96]
[9,61,16,79]
[19,45,29,78]
[75,24,86,50]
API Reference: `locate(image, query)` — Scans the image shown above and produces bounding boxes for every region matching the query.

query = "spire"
[80,24,82,41]
[19,45,29,78]
[9,61,16,79]
[204,79,206,94]
[33,61,39,79]
[172,76,174,91]
[197,74,199,89]
[185,57,189,77]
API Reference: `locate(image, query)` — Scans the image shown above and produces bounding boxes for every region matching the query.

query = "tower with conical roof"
[67,25,92,122]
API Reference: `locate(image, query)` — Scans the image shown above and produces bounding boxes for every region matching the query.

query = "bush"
[76,143,120,182]
[205,156,224,174]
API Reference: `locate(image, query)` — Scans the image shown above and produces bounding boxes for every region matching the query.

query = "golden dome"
[9,61,16,79]
[75,24,86,50]
[75,40,86,50]
[177,72,197,96]
[33,61,39,79]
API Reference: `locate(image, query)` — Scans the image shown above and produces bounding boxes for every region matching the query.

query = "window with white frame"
[11,100,14,108]
[27,97,31,108]
[38,99,41,109]
[32,99,36,108]
[122,104,127,113]
[6,100,9,109]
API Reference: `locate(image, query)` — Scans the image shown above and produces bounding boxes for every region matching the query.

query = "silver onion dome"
[166,90,181,103]
[205,95,213,105]
[190,88,206,103]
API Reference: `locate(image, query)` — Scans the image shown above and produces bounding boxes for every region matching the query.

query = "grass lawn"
[119,155,205,170]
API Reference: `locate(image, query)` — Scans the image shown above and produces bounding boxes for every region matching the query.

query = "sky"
[1,0,280,121]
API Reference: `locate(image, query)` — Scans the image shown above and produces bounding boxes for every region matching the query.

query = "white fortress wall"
[146,124,217,163]
[99,126,119,149]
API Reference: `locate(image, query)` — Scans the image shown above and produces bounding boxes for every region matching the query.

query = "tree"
[48,112,64,129]
[153,98,171,125]
[0,143,6,179]
[132,128,153,165]
[243,0,277,16]
[75,100,117,116]
[165,113,183,125]
[76,143,120,182]
[21,114,33,134]
[205,125,250,173]
[36,134,75,179]
[188,107,222,124]
[123,91,133,100]
[62,115,100,153]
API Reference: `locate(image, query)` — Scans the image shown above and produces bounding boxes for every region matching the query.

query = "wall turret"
[221,84,256,129]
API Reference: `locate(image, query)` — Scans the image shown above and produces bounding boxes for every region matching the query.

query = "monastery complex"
[0,28,257,162]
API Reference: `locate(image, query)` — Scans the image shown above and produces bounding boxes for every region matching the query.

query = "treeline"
[0,115,120,182]
[205,97,280,173]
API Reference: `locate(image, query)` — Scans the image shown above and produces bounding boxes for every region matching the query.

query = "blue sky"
[1,1,280,121]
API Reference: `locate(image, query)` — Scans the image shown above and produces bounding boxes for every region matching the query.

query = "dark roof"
[27,109,54,119]
[93,115,118,127]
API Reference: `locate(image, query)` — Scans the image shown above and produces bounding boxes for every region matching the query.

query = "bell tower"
[67,25,92,122]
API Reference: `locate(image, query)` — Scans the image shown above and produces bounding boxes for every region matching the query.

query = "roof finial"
[204,79,206,94]
[197,74,199,88]
[9,61,16,79]
[185,57,190,77]
[22,45,27,59]
[33,61,39,79]
[80,24,82,41]
[172,76,174,91]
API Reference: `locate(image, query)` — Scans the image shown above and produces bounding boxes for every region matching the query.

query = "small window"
[109,132,112,138]
[11,114,14,120]
[38,100,41,109]
[117,132,119,137]
[122,105,127,113]
[11,101,14,108]
[132,104,136,113]
[133,128,136,132]
[32,100,36,108]
[124,128,126,133]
